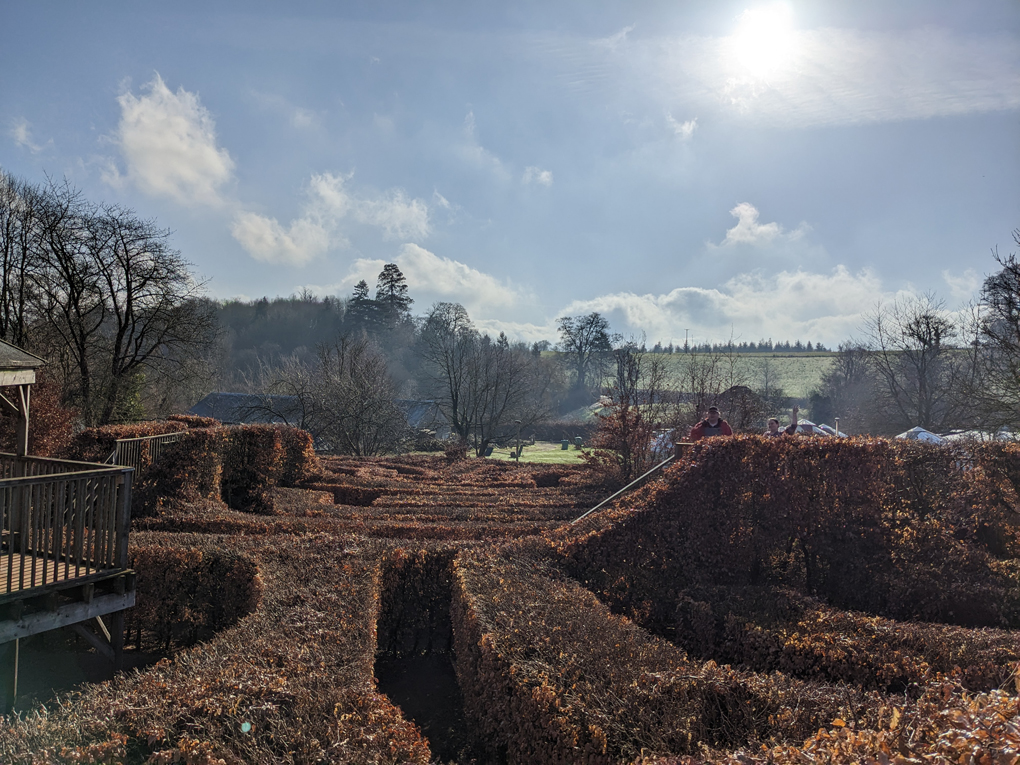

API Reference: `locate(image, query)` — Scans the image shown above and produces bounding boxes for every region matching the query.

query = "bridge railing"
[0,454,132,598]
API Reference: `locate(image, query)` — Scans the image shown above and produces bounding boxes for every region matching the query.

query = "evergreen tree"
[375,264,413,327]
[348,280,381,333]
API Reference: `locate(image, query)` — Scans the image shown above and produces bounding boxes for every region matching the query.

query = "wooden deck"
[0,454,135,650]
[0,554,72,593]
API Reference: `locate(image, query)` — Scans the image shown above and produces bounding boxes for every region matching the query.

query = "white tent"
[895,426,945,444]
[794,419,830,436]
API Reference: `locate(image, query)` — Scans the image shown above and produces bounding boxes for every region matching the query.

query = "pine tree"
[348,279,381,333]
[375,264,413,328]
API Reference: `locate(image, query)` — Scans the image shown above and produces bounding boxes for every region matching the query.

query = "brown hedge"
[0,534,431,764]
[132,429,225,517]
[58,421,188,465]
[126,543,264,650]
[659,585,1020,693]
[167,413,220,428]
[451,545,878,763]
[555,436,1020,630]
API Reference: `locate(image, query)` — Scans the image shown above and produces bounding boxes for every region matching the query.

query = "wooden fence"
[109,431,186,474]
[0,454,132,597]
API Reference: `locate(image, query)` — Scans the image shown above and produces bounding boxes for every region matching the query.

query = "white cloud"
[105,74,235,207]
[942,268,981,305]
[291,107,321,129]
[230,173,430,264]
[459,110,510,180]
[666,113,697,140]
[10,118,51,154]
[310,173,430,241]
[556,266,911,347]
[714,203,809,247]
[595,24,636,53]
[522,166,554,186]
[230,211,333,266]
[328,244,527,316]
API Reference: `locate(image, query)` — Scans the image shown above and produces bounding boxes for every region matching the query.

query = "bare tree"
[557,312,617,402]
[313,336,408,455]
[810,341,877,433]
[965,229,1020,429]
[864,294,971,433]
[91,206,216,424]
[0,172,44,348]
[417,303,477,445]
[418,303,551,455]
[247,336,408,455]
[242,353,322,432]
[590,344,660,481]
[0,173,216,425]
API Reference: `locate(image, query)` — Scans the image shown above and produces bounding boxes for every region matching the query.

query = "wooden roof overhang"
[0,340,46,457]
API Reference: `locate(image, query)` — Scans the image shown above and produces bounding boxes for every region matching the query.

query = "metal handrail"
[570,449,690,526]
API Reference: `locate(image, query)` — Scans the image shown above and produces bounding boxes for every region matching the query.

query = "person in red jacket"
[689,406,733,441]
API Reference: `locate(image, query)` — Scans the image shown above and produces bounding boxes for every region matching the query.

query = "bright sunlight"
[731,2,797,79]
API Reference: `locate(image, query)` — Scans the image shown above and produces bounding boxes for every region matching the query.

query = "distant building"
[396,399,447,435]
[189,392,448,438]
[188,392,304,426]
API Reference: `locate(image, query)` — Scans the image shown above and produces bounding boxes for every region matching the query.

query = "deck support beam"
[0,591,135,644]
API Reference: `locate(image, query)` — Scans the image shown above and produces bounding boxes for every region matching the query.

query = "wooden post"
[12,638,18,703]
[15,385,29,458]
[115,469,132,570]
[108,610,125,674]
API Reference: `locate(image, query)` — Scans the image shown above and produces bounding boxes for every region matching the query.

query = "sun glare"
[731,3,796,79]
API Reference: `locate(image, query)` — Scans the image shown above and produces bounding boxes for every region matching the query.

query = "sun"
[731,3,797,79]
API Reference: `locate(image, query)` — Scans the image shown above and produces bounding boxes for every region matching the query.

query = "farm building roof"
[395,399,444,429]
[189,393,445,431]
[188,392,303,425]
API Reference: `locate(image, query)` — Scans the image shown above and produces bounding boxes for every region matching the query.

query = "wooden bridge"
[0,340,136,708]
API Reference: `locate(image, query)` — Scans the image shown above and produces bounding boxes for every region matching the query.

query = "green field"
[487,441,589,464]
[605,352,834,399]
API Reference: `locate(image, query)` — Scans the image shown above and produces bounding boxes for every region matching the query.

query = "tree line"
[3,171,1020,456]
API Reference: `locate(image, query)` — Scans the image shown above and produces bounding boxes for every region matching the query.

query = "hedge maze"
[1,426,1018,763]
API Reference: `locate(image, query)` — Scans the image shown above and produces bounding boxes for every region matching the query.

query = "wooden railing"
[0,453,126,479]
[0,454,132,598]
[109,431,186,474]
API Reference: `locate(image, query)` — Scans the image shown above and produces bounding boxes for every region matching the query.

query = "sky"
[2,1,1018,348]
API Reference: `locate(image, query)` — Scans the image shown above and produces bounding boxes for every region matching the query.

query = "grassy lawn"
[485,440,589,464]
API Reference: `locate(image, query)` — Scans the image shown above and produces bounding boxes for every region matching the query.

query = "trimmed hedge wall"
[126,544,264,650]
[451,546,875,762]
[555,436,1020,630]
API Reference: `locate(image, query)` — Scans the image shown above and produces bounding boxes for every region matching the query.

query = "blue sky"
[2,1,1018,347]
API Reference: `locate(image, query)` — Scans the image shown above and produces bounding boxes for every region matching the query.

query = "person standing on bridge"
[689,406,733,441]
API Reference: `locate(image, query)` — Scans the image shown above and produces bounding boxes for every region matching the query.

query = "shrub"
[220,425,284,514]
[58,420,188,464]
[274,424,318,486]
[452,545,876,762]
[0,374,78,457]
[132,429,225,517]
[556,436,1020,629]
[166,413,220,428]
[126,544,263,650]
